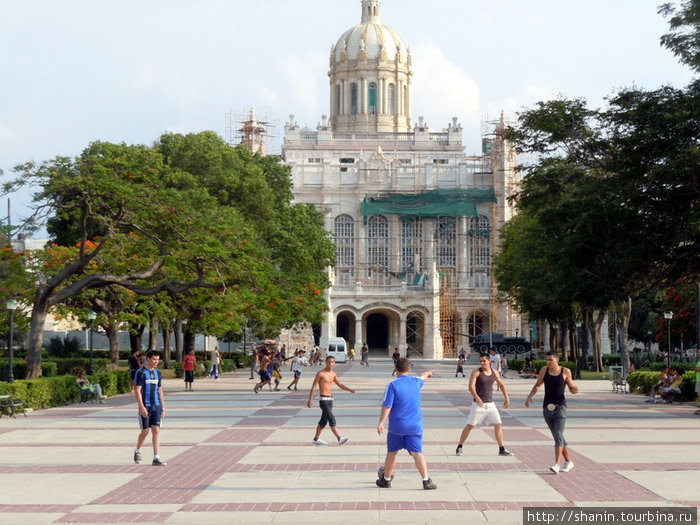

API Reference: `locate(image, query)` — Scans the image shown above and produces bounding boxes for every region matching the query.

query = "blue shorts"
[293,370,302,378]
[259,370,271,382]
[138,405,163,429]
[387,431,423,453]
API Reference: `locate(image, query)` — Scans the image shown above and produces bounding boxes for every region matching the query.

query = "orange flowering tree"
[8,133,335,377]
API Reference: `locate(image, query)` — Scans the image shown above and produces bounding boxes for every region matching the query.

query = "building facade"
[281,0,521,358]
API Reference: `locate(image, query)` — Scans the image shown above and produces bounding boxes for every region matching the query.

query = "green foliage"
[659,0,700,74]
[648,361,696,374]
[627,370,696,400]
[0,359,58,380]
[10,132,336,378]
[0,370,131,410]
[46,336,84,358]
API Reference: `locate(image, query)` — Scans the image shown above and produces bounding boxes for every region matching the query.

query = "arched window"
[368,82,377,115]
[437,217,456,269]
[468,215,491,287]
[350,83,358,115]
[388,83,396,115]
[335,84,341,116]
[400,217,422,273]
[367,215,389,284]
[334,215,355,285]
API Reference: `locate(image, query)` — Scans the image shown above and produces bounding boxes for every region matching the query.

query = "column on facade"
[406,76,413,126]
[399,315,406,356]
[355,315,364,349]
[379,77,384,114]
[389,215,400,274]
[343,79,349,116]
[356,215,366,282]
[457,216,469,289]
[361,77,368,115]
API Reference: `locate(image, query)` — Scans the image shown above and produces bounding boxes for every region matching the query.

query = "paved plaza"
[0,358,698,524]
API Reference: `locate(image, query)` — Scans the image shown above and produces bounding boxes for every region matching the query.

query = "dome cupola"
[329,0,413,133]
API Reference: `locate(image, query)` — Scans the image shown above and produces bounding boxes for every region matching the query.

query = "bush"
[649,361,695,374]
[0,359,59,380]
[0,369,132,410]
[627,370,696,401]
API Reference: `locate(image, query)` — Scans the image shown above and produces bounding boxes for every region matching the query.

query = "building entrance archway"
[366,313,389,353]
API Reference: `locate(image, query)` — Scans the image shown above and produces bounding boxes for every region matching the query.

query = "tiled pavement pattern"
[0,358,698,524]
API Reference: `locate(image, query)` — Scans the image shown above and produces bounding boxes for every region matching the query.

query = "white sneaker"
[549,464,560,474]
[312,438,327,445]
[561,461,574,472]
[338,436,348,445]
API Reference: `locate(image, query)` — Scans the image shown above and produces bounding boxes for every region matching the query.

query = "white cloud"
[411,42,480,130]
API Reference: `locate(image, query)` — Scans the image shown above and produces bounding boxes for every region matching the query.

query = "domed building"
[282,0,522,359]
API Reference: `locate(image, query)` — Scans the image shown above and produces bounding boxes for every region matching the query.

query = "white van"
[326,337,348,363]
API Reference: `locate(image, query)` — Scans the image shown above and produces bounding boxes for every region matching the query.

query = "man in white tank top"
[455,353,513,457]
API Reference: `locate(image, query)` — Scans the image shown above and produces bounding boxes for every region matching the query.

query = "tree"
[6,134,335,378]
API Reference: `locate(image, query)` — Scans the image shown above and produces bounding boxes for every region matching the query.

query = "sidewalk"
[0,358,698,524]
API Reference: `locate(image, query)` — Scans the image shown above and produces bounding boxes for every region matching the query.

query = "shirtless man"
[307,356,356,445]
[254,350,272,393]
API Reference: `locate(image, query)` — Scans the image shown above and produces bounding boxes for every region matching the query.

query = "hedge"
[0,369,132,411]
[627,370,696,401]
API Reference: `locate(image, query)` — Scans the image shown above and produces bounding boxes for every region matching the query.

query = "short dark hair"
[395,357,410,373]
[325,355,335,362]
[546,350,559,359]
[146,350,160,359]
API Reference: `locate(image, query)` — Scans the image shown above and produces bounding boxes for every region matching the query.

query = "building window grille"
[367,215,389,284]
[350,83,358,115]
[437,217,456,268]
[368,82,377,115]
[334,215,355,284]
[400,218,422,272]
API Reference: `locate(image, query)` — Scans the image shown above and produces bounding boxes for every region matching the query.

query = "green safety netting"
[360,188,496,218]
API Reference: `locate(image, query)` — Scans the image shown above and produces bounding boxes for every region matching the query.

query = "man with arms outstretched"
[307,356,356,445]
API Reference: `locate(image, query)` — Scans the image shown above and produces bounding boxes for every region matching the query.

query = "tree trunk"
[174,319,184,362]
[616,297,632,376]
[558,320,568,361]
[25,287,51,379]
[105,321,120,365]
[589,309,606,372]
[129,325,145,353]
[549,322,557,353]
[148,319,158,351]
[161,324,172,369]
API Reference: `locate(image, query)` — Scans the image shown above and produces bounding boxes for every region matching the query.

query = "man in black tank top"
[525,351,579,474]
[455,354,513,457]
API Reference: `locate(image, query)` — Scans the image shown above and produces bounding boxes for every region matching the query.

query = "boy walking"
[455,353,513,457]
[307,356,355,445]
[376,357,436,490]
[134,350,167,466]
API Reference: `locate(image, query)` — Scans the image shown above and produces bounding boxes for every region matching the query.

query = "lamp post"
[6,299,18,383]
[87,311,96,375]
[663,311,673,368]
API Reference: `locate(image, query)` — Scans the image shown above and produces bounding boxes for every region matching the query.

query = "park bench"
[609,366,628,393]
[0,394,27,418]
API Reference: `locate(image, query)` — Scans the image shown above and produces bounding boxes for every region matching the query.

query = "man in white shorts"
[456,353,513,457]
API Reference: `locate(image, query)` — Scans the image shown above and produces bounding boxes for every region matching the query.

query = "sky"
[0,0,694,229]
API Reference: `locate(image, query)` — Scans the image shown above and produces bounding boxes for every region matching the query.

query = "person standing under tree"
[525,350,579,474]
[183,349,196,391]
[287,349,308,390]
[455,354,513,457]
[307,356,355,445]
[209,346,222,379]
[376,357,437,490]
[134,351,167,466]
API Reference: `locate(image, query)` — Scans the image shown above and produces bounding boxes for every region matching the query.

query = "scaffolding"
[225,108,278,155]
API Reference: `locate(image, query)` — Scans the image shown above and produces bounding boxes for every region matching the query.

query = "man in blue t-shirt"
[376,357,436,490]
[134,350,167,466]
